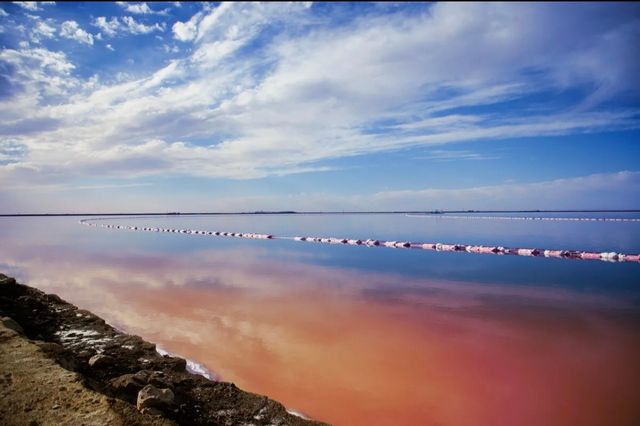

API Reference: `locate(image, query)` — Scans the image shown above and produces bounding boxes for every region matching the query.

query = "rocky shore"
[0,274,326,426]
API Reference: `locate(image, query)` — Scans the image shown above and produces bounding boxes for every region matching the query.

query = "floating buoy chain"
[78,219,639,263]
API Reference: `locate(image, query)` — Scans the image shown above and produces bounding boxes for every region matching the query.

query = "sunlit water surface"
[1,213,639,425]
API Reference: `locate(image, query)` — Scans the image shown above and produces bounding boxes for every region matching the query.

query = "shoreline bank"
[0,274,325,425]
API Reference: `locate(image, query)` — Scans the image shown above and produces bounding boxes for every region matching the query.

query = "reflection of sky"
[1,216,640,425]
[67,214,640,291]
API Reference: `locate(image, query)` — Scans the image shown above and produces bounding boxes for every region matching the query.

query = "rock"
[156,355,186,372]
[1,317,25,335]
[141,407,164,416]
[148,371,173,390]
[77,350,93,359]
[88,354,113,368]
[46,294,64,304]
[35,341,80,371]
[0,276,17,285]
[137,384,175,413]
[110,371,150,395]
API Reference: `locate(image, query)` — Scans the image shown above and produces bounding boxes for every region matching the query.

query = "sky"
[0,1,639,213]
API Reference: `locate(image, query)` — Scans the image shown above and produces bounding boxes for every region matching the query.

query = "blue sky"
[0,2,639,213]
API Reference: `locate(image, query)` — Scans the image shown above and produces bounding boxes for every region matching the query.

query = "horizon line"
[2,209,640,217]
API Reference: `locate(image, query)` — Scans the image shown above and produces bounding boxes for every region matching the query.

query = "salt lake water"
[1,213,639,425]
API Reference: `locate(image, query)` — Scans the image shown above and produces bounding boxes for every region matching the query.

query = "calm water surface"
[1,214,639,425]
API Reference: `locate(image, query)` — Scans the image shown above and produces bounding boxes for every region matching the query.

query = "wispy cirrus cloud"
[175,171,640,213]
[2,169,638,215]
[416,150,501,162]
[0,2,639,205]
[364,171,640,211]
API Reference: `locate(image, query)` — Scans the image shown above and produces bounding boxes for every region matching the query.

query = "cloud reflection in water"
[2,244,639,426]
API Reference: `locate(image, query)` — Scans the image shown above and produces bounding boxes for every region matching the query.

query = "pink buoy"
[600,252,618,261]
[580,252,601,260]
[479,246,497,254]
[516,248,535,256]
[84,220,640,265]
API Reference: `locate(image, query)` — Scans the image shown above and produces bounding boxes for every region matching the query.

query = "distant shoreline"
[2,209,640,217]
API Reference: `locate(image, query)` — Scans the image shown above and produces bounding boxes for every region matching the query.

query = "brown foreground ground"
[0,274,326,426]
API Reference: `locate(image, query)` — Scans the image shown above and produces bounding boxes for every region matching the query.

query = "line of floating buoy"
[78,219,273,239]
[78,219,640,263]
[406,214,640,222]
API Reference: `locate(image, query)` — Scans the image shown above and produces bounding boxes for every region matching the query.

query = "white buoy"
[80,219,640,264]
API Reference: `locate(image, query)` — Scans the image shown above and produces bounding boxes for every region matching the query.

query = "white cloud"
[60,20,94,45]
[122,16,164,34]
[93,17,119,37]
[362,171,640,211]
[172,10,202,42]
[30,20,56,43]
[166,171,640,212]
[1,3,639,191]
[116,2,168,15]
[116,2,151,14]
[106,44,115,51]
[12,2,55,12]
[92,15,163,37]
[0,8,9,17]
[0,47,78,100]
[13,2,42,11]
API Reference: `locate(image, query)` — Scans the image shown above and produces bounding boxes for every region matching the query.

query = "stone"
[77,350,93,359]
[110,371,150,395]
[148,371,173,390]
[0,276,17,285]
[88,354,113,368]
[1,317,25,335]
[46,294,64,304]
[141,407,164,416]
[137,384,175,413]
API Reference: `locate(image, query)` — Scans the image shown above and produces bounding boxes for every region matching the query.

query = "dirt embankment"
[0,274,327,426]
